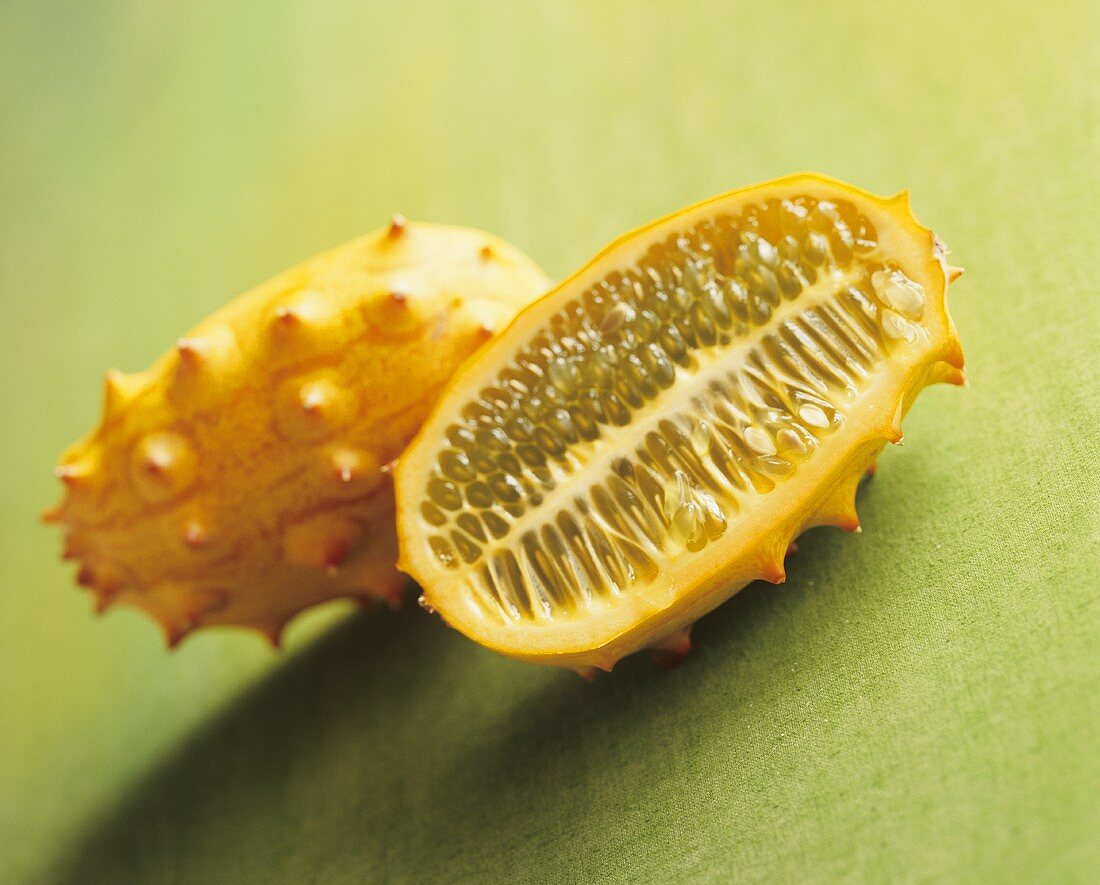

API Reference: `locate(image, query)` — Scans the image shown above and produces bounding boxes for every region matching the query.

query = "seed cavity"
[872,268,925,319]
[600,301,636,336]
[419,194,901,623]
[882,309,919,343]
[798,404,830,428]
[744,426,777,456]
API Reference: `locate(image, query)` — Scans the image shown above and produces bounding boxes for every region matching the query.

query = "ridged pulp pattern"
[396,175,965,671]
[422,198,905,616]
[46,221,550,647]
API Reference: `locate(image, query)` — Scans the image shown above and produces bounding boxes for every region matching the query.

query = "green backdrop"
[2,1,1097,882]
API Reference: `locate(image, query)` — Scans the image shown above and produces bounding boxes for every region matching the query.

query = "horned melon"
[45,219,550,646]
[394,175,965,673]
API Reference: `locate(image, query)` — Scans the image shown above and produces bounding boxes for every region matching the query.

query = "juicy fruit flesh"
[422,196,907,618]
[398,176,964,669]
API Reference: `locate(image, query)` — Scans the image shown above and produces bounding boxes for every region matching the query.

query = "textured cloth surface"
[1,2,1098,882]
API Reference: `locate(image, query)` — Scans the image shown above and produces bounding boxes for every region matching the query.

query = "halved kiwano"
[395,174,965,672]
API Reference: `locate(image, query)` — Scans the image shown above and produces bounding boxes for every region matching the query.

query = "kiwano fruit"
[395,174,965,673]
[46,219,550,646]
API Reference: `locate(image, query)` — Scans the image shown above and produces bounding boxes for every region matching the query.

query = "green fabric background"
[2,1,1097,882]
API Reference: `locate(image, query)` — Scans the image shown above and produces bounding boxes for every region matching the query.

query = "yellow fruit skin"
[395,174,966,673]
[46,220,550,647]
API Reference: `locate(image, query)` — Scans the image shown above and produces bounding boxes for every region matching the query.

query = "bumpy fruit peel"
[47,220,550,647]
[395,174,965,672]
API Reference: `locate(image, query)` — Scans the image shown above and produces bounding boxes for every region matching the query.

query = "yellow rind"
[49,221,550,647]
[395,174,965,671]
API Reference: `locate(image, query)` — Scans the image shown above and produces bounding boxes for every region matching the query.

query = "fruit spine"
[45,219,550,647]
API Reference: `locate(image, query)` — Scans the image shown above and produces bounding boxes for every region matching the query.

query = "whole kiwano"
[46,219,550,647]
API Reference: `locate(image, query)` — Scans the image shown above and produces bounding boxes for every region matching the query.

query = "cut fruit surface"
[395,174,965,671]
